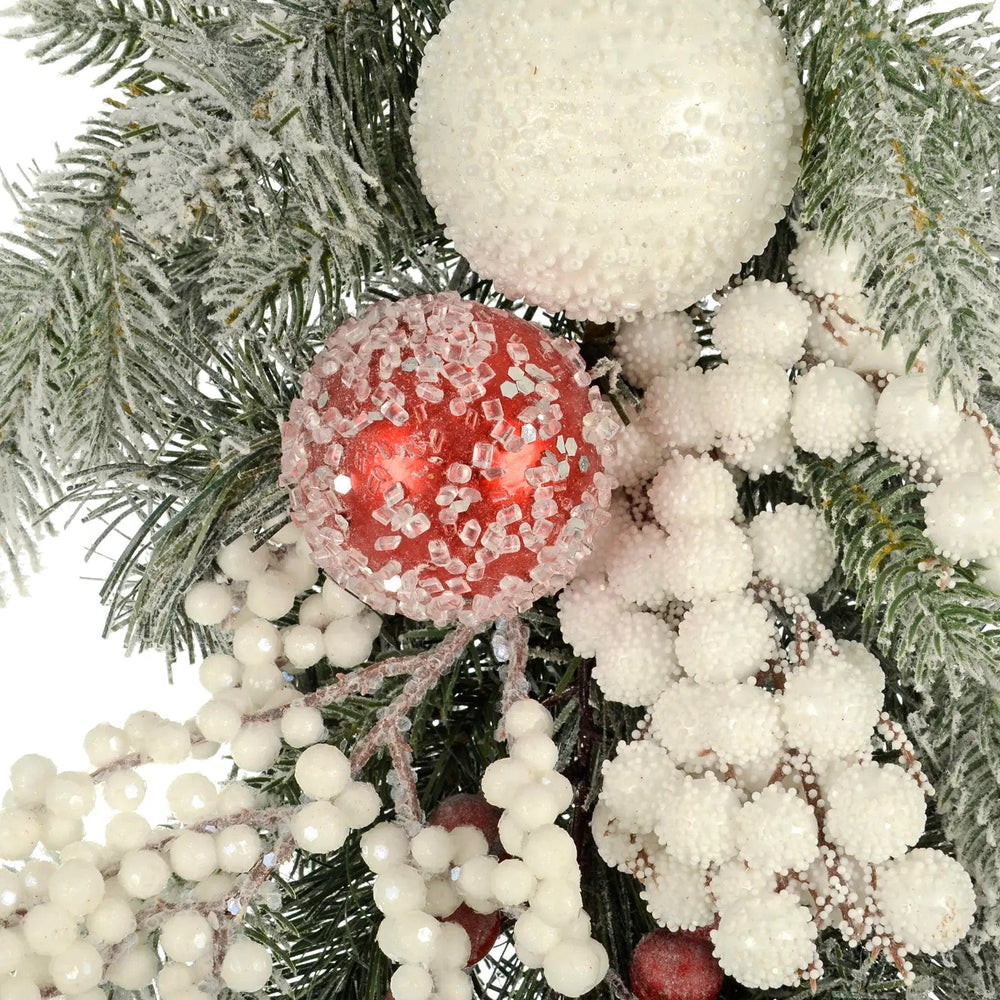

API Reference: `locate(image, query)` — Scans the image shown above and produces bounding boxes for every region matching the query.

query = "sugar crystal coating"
[280,293,616,625]
[411,0,803,322]
[875,374,963,464]
[789,232,865,299]
[613,314,700,388]
[639,860,715,932]
[922,473,1000,563]
[791,363,877,460]
[748,503,836,594]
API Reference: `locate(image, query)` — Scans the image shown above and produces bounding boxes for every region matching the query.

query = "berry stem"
[350,625,481,771]
[496,615,531,740]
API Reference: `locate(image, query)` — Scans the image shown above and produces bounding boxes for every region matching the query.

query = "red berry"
[444,903,502,966]
[687,921,717,944]
[428,793,502,853]
[630,929,723,1000]
[281,292,616,626]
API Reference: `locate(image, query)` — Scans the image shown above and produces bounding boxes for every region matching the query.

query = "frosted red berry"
[428,793,502,853]
[445,903,502,966]
[630,929,723,1000]
[280,292,617,626]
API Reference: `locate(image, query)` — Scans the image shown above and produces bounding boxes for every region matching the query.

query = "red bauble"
[280,292,616,625]
[630,929,723,1000]
[428,793,503,853]
[445,903,503,966]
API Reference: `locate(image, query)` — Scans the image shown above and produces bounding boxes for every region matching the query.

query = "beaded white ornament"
[411,0,803,322]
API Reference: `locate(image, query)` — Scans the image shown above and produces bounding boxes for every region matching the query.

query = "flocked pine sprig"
[792,448,1000,978]
[4,0,205,82]
[772,0,1000,401]
[792,449,1000,690]
[0,0,452,600]
[63,330,307,660]
[0,120,192,599]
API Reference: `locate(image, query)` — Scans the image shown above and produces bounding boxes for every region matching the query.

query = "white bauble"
[825,763,926,864]
[874,848,976,955]
[875,374,963,464]
[654,773,741,867]
[542,939,609,998]
[748,503,836,594]
[922,473,1000,563]
[613,314,700,388]
[220,938,273,992]
[713,279,810,366]
[736,785,819,874]
[639,856,715,931]
[790,363,877,460]
[788,232,865,299]
[411,0,803,322]
[711,890,817,989]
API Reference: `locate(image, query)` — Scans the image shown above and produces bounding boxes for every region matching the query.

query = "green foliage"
[0,0,450,598]
[771,0,1000,400]
[793,449,1000,987]
[235,611,644,1000]
[2,1,1000,998]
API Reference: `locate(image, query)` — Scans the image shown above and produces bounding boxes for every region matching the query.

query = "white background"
[0,6,998,788]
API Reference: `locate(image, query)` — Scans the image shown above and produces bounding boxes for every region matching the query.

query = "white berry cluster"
[185,523,382,673]
[785,234,1000,574]
[189,525,381,776]
[359,699,606,999]
[608,228,1000,583]
[0,522,384,1000]
[557,235,982,989]
[481,700,608,997]
[560,457,836,709]
[360,820,493,1000]
[591,699,974,989]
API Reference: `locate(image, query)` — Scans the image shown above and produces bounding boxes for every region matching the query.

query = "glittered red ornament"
[280,292,616,625]
[630,929,723,1000]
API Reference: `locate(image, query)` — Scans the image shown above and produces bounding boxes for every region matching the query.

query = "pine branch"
[774,0,1000,401]
[0,123,194,594]
[65,332,303,659]
[0,0,456,598]
[3,0,202,82]
[0,439,58,601]
[792,449,1000,981]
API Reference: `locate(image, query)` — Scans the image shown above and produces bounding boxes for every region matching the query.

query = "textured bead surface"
[411,0,803,321]
[713,280,810,367]
[875,848,976,955]
[791,363,877,460]
[711,890,817,988]
[630,929,723,1000]
[825,763,925,863]
[614,314,700,388]
[748,503,836,594]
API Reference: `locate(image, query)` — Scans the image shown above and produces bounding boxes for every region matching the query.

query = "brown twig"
[875,712,934,793]
[754,578,836,659]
